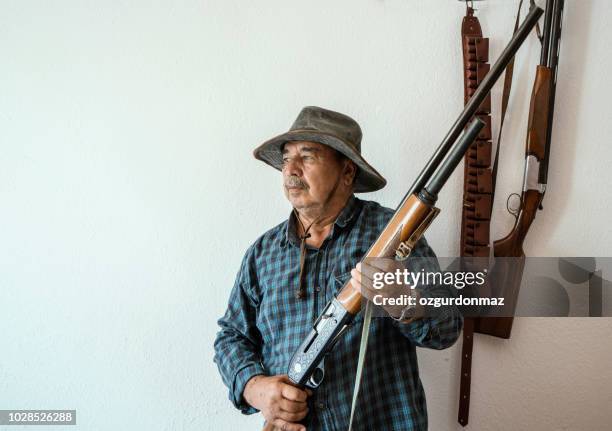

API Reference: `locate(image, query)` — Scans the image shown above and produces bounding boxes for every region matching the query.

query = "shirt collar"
[282,194,361,248]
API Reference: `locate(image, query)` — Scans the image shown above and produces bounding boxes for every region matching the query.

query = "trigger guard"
[506,193,521,215]
[306,361,325,389]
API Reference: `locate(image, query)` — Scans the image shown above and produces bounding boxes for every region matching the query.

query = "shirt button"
[315,286,321,292]
[317,402,325,410]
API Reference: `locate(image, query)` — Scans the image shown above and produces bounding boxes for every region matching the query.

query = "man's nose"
[282,158,302,177]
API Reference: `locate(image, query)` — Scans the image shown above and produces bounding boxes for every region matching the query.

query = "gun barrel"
[404,6,543,203]
[540,0,564,186]
[540,0,555,65]
[424,118,485,198]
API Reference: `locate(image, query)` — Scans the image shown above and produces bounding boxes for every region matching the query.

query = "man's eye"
[303,156,313,161]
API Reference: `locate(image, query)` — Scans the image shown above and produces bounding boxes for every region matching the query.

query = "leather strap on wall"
[458,2,531,425]
[458,6,491,427]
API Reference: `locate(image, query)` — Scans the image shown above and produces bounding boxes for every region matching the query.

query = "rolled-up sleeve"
[394,238,464,349]
[394,306,463,350]
[213,246,265,414]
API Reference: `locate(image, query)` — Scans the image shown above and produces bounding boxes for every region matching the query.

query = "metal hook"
[461,0,483,12]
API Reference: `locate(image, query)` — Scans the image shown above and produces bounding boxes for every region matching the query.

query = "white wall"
[1,0,611,430]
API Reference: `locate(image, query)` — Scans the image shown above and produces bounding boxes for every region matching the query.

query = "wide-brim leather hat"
[253,106,387,193]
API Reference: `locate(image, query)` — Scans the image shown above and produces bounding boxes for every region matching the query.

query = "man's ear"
[342,159,357,186]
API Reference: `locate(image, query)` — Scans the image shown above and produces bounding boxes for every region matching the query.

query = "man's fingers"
[276,408,308,422]
[350,269,361,290]
[280,383,308,402]
[363,259,405,283]
[357,262,384,287]
[277,375,310,403]
[271,418,305,431]
[351,267,378,300]
[279,398,308,414]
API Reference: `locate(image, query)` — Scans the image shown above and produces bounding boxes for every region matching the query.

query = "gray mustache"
[285,176,309,189]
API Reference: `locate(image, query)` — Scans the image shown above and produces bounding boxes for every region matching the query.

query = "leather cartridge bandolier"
[457,2,539,425]
[458,6,492,427]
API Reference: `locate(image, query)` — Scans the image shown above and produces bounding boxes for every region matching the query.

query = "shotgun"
[288,5,544,389]
[476,0,565,338]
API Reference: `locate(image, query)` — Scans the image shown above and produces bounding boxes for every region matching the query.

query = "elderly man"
[214,106,463,431]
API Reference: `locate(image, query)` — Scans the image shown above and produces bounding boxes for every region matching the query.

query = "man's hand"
[243,374,311,431]
[350,259,420,320]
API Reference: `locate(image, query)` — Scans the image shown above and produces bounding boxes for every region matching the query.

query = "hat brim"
[253,129,387,193]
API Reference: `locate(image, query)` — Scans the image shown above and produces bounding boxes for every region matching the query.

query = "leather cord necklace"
[294,209,321,299]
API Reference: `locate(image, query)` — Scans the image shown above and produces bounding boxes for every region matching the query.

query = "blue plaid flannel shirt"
[214,195,463,430]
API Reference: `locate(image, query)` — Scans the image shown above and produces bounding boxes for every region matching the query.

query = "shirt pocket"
[332,271,351,294]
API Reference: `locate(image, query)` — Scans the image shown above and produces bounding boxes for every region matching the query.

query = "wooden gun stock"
[475,189,541,338]
[526,66,553,160]
[495,189,542,258]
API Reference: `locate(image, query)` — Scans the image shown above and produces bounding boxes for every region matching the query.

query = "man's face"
[281,141,350,211]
